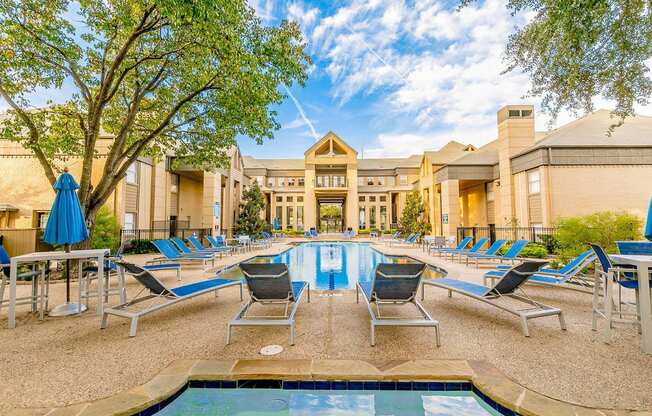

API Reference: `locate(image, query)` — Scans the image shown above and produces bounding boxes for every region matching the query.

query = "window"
[297,196,303,202]
[379,195,386,202]
[298,177,305,186]
[386,176,395,186]
[358,177,364,186]
[399,175,408,185]
[380,206,387,230]
[370,206,377,228]
[286,196,293,202]
[275,206,283,227]
[528,170,541,194]
[368,196,376,202]
[358,196,365,202]
[367,177,374,186]
[377,177,384,186]
[278,177,285,187]
[297,206,304,230]
[123,213,136,230]
[486,182,495,201]
[317,176,324,187]
[267,177,274,187]
[286,206,294,230]
[276,196,283,203]
[35,211,50,229]
[508,109,532,118]
[126,163,137,184]
[170,174,179,193]
[288,177,296,187]
[358,207,366,229]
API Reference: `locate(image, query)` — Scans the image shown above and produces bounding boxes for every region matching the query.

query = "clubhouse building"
[1,105,651,242]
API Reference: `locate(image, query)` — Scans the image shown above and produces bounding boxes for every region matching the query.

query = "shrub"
[123,239,156,254]
[90,206,120,252]
[555,211,642,261]
[519,243,548,259]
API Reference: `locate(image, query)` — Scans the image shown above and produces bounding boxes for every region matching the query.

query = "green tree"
[319,205,341,220]
[90,206,120,251]
[0,0,310,235]
[234,181,267,237]
[462,0,651,127]
[399,191,429,236]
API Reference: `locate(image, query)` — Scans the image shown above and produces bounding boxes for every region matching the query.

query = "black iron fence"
[457,226,558,252]
[119,227,212,243]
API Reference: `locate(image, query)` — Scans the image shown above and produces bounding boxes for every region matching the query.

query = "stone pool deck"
[1,239,651,415]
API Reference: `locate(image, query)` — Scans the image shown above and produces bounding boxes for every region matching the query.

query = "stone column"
[303,166,316,229]
[440,179,460,237]
[345,165,358,231]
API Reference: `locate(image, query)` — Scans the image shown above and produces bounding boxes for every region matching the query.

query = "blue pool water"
[223,242,440,290]
[154,387,504,415]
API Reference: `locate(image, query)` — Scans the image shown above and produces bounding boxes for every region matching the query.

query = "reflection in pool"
[219,242,443,290]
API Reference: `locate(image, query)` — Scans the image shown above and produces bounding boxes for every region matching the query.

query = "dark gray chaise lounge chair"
[228,263,310,345]
[102,261,242,336]
[422,261,566,337]
[357,263,440,346]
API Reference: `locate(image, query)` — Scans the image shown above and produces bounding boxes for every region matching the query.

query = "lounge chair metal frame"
[101,261,242,337]
[422,261,566,337]
[150,239,215,269]
[228,263,310,345]
[356,263,440,346]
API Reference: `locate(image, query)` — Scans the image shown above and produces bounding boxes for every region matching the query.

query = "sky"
[2,0,649,160]
[242,0,652,159]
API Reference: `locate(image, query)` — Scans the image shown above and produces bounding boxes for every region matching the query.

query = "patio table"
[611,254,652,354]
[7,249,109,329]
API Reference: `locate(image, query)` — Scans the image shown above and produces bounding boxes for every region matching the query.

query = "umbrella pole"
[65,244,70,303]
[50,243,87,316]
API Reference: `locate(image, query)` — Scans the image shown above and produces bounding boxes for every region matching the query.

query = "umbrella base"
[48,302,88,317]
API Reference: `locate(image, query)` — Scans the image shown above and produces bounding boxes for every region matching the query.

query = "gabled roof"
[447,140,499,166]
[423,141,475,164]
[304,131,358,156]
[357,154,422,170]
[525,110,652,150]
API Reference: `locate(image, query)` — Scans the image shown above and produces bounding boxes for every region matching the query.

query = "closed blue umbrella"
[645,197,652,242]
[43,168,89,316]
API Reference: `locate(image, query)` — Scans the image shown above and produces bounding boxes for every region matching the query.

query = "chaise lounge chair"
[485,249,596,290]
[444,238,489,262]
[171,237,221,259]
[459,239,507,266]
[187,235,232,256]
[151,239,215,268]
[228,263,310,345]
[429,236,472,256]
[421,261,566,336]
[390,232,420,247]
[356,263,440,346]
[469,239,528,268]
[101,261,242,336]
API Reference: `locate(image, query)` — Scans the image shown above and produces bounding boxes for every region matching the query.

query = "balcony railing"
[314,176,347,188]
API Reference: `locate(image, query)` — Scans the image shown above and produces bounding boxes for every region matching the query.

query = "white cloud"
[287,2,319,29]
[248,0,274,23]
[283,85,320,140]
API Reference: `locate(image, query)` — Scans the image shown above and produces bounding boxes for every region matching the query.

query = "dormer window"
[508,109,532,118]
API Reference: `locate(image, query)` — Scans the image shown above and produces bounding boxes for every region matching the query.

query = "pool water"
[221,242,442,290]
[154,388,504,415]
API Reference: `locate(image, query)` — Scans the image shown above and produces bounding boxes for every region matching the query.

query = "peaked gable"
[304,131,358,157]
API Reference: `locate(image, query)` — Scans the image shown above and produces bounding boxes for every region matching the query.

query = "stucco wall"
[548,165,652,221]
[459,183,487,227]
[177,176,203,228]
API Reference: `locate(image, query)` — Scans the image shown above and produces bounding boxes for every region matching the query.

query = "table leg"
[638,261,652,354]
[8,259,17,329]
[97,255,104,317]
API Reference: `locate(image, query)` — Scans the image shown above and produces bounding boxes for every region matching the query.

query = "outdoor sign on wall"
[442,214,448,224]
[213,202,221,218]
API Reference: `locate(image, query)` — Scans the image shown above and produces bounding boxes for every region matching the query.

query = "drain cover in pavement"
[260,344,284,356]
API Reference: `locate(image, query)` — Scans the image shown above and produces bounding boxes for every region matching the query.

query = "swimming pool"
[152,382,509,415]
[220,242,442,290]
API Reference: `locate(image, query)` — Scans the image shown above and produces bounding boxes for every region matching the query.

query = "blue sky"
[242,0,651,159]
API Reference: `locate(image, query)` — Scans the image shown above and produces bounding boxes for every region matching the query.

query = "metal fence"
[457,226,558,251]
[0,228,54,257]
[119,227,212,242]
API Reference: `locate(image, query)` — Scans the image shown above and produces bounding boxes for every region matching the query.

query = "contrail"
[283,85,320,141]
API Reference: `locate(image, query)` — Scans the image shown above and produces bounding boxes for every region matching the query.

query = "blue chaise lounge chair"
[228,263,310,345]
[421,261,566,336]
[444,238,489,262]
[459,239,508,266]
[357,263,440,346]
[469,239,529,268]
[429,236,472,256]
[151,239,215,268]
[102,261,242,336]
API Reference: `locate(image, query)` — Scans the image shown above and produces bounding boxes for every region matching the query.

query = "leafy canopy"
[234,181,267,237]
[462,0,651,126]
[0,0,310,223]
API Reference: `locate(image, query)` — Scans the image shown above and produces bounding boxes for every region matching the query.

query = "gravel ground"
[1,241,651,413]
